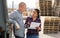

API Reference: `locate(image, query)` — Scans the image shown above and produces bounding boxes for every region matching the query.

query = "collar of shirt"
[17,10,22,14]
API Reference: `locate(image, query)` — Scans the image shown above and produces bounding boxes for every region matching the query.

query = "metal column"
[0,0,8,38]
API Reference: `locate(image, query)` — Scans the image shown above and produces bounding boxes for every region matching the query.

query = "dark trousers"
[27,34,39,38]
[15,36,24,38]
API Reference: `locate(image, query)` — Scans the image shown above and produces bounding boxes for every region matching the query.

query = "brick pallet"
[59,19,60,31]
[39,0,54,16]
[44,17,59,34]
[59,25,60,31]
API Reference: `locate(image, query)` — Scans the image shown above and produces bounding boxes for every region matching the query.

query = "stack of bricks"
[39,0,44,16]
[59,23,60,31]
[44,17,59,34]
[39,0,54,16]
[58,18,60,31]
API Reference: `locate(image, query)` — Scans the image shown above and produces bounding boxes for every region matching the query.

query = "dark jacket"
[25,17,41,35]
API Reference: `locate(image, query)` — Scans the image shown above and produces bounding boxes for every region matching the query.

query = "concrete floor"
[12,30,60,38]
[39,31,60,38]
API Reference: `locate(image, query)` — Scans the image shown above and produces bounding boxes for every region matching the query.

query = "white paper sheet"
[28,22,40,29]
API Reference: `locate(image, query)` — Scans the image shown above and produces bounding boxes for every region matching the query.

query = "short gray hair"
[19,2,26,6]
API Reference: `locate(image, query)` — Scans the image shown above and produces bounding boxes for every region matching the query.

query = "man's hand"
[15,23,20,30]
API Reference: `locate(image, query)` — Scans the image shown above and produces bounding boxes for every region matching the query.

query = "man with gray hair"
[9,2,26,38]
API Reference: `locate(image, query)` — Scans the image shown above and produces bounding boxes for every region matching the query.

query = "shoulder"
[9,10,19,18]
[37,18,41,22]
[26,17,32,20]
[37,18,40,20]
[27,16,32,19]
[10,10,18,15]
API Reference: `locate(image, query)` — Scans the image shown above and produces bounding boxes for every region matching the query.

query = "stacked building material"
[44,17,59,34]
[39,0,54,16]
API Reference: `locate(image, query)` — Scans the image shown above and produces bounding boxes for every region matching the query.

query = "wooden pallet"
[44,17,59,34]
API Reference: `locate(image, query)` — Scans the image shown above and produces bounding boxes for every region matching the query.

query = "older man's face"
[19,4,26,12]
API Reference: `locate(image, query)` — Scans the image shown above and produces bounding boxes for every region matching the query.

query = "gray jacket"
[9,10,25,37]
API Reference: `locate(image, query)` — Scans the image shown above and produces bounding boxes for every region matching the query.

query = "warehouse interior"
[0,0,60,38]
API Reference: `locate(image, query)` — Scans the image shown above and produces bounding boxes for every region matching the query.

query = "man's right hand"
[15,23,20,30]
